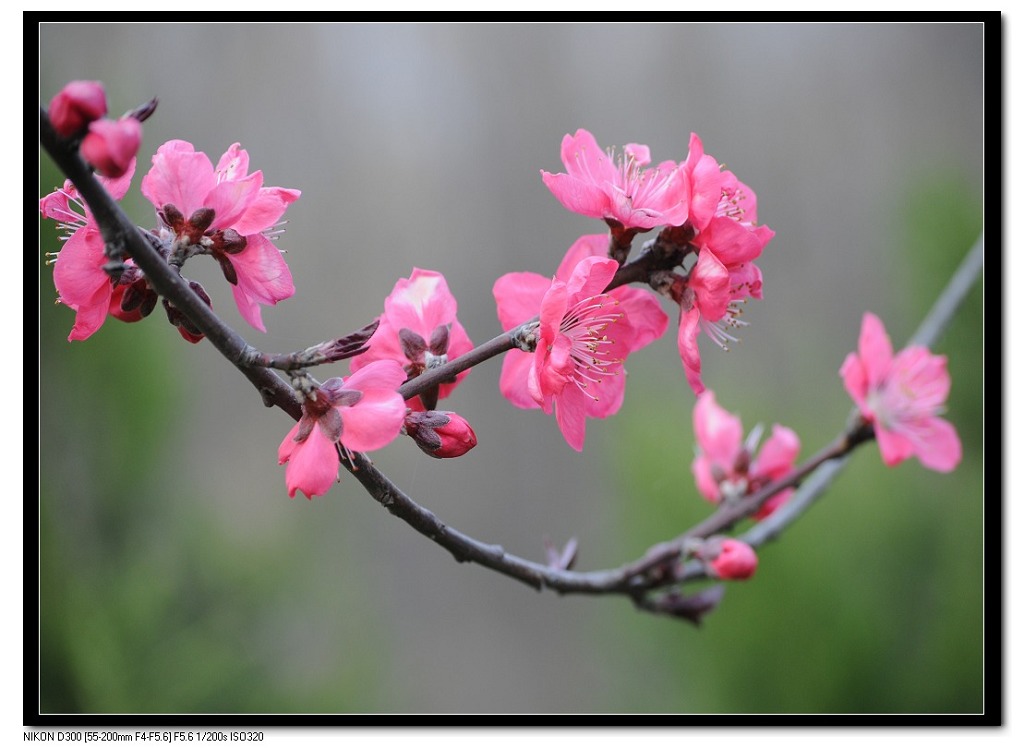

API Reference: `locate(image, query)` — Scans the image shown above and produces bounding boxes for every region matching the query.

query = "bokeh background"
[38,23,984,714]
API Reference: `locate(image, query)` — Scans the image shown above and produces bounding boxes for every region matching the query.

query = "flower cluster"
[541,129,774,396]
[42,79,964,592]
[42,120,300,342]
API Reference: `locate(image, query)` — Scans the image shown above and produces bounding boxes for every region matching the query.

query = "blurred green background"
[38,24,984,713]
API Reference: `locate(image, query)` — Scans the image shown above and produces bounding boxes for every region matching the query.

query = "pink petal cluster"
[493,235,668,451]
[141,141,301,332]
[40,163,145,341]
[699,538,758,580]
[675,134,775,395]
[278,360,407,499]
[840,312,961,472]
[541,129,690,231]
[692,391,800,520]
[350,268,473,410]
[48,80,107,138]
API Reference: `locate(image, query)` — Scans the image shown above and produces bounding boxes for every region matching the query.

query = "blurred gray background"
[39,23,984,714]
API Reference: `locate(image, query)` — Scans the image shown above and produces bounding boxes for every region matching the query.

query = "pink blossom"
[541,129,689,231]
[80,117,142,179]
[141,141,300,332]
[278,360,407,499]
[48,80,107,138]
[840,312,961,472]
[691,391,800,519]
[40,163,145,341]
[404,410,478,459]
[673,135,775,394]
[699,538,758,580]
[493,237,668,451]
[350,268,473,411]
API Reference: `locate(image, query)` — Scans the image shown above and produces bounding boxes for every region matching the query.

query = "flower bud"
[699,537,758,580]
[404,410,477,459]
[49,80,107,138]
[80,117,142,178]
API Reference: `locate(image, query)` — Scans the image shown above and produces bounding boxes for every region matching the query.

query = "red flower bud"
[80,117,142,178]
[404,410,477,459]
[701,538,758,580]
[49,80,107,138]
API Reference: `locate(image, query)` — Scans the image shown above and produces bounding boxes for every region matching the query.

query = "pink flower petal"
[540,172,611,220]
[339,387,406,453]
[52,229,108,307]
[689,250,731,322]
[493,272,550,330]
[564,256,617,301]
[691,453,722,503]
[205,170,263,231]
[910,417,962,473]
[752,425,800,479]
[499,349,542,410]
[279,424,340,499]
[232,187,301,236]
[141,140,216,218]
[858,312,894,388]
[230,284,267,332]
[560,129,616,184]
[554,381,588,452]
[66,283,114,341]
[384,268,457,336]
[693,391,743,467]
[677,305,706,395]
[229,233,296,307]
[683,133,724,232]
[349,318,404,372]
[696,217,766,267]
[555,234,607,281]
[611,286,669,352]
[343,358,408,394]
[875,424,916,467]
[839,351,869,410]
[215,143,250,181]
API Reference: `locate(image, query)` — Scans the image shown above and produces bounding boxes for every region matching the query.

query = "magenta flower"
[840,312,961,472]
[40,163,146,341]
[141,140,300,332]
[691,391,800,519]
[277,359,407,499]
[493,236,668,451]
[350,268,473,411]
[48,80,107,138]
[541,129,689,231]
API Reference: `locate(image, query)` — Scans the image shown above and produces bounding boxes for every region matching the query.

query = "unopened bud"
[404,410,477,459]
[698,537,758,580]
[162,280,212,344]
[80,117,142,178]
[49,80,107,138]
